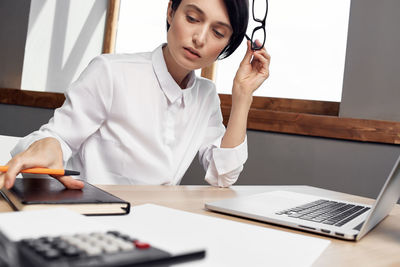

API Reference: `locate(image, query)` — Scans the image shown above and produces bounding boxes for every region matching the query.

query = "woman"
[0,0,270,189]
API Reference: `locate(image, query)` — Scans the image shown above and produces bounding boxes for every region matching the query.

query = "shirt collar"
[152,44,196,106]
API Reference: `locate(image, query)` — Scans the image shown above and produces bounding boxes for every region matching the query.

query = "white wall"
[21,0,107,93]
[0,135,20,165]
[339,0,400,122]
[0,1,30,89]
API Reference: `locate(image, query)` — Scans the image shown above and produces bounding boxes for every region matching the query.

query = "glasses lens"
[251,28,265,50]
[253,0,267,21]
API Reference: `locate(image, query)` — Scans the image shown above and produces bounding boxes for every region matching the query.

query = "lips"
[184,47,201,58]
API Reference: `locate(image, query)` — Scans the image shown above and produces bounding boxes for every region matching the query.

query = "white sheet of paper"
[0,208,109,241]
[90,204,331,267]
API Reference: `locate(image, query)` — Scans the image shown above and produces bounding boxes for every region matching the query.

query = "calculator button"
[39,237,55,244]
[67,238,85,247]
[31,239,47,247]
[103,244,120,253]
[116,240,135,251]
[96,240,111,248]
[84,246,103,256]
[74,242,92,252]
[54,240,69,250]
[34,243,52,253]
[60,235,73,241]
[107,230,121,236]
[103,234,120,243]
[63,246,81,257]
[49,237,62,244]
[134,241,150,249]
[89,232,105,239]
[76,233,91,240]
[44,249,61,259]
[83,236,98,245]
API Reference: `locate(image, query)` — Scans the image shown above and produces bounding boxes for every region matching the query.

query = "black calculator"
[8,231,205,267]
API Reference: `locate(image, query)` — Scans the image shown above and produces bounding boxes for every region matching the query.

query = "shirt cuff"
[212,136,248,176]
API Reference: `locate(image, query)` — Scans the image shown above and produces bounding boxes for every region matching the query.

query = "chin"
[178,57,203,71]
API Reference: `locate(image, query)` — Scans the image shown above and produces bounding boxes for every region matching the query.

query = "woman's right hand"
[0,137,84,190]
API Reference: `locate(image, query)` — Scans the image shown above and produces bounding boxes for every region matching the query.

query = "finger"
[54,175,85,189]
[253,50,271,69]
[252,52,270,66]
[4,152,55,189]
[3,152,52,189]
[0,173,5,189]
[252,53,270,77]
[254,48,271,62]
[252,39,269,54]
[3,156,29,189]
[240,40,253,65]
[254,39,263,50]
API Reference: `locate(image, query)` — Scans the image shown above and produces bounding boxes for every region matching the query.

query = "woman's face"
[166,0,233,71]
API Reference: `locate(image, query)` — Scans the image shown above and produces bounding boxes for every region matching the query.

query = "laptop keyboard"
[276,199,370,227]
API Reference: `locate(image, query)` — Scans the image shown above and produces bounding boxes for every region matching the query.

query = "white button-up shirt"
[12,45,248,186]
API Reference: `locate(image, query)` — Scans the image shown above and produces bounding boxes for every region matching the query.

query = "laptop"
[205,155,400,241]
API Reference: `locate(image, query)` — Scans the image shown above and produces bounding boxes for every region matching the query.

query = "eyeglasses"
[245,0,268,51]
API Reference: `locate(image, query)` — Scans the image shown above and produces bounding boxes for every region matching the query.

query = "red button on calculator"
[134,241,150,249]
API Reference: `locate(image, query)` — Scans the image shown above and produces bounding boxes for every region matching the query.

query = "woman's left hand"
[233,40,271,97]
[221,40,271,149]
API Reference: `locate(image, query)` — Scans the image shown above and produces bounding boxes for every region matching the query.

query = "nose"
[193,26,207,48]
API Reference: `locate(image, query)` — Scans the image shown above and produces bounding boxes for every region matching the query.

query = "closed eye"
[213,29,225,38]
[186,15,198,23]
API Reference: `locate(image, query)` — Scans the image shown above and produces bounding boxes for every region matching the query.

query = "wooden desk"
[1,185,399,266]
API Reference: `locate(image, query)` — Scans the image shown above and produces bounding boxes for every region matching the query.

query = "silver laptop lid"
[357,155,400,240]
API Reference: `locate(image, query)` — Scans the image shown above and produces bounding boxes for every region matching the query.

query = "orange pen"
[0,166,80,176]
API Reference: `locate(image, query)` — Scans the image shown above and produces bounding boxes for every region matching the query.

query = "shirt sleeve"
[11,56,113,166]
[199,93,248,187]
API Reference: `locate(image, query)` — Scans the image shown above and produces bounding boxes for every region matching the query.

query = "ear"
[167,0,175,25]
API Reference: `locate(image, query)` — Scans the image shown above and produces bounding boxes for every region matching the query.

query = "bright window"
[216,0,351,101]
[115,1,168,53]
[115,0,202,76]
[116,0,351,102]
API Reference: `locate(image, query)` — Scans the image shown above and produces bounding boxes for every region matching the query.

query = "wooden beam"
[0,88,65,109]
[219,107,400,144]
[102,0,120,54]
[201,62,217,81]
[220,94,340,116]
[1,89,399,145]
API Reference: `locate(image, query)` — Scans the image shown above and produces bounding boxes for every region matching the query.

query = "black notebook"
[0,178,130,215]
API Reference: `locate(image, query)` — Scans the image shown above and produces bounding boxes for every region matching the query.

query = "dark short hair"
[166,0,249,59]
